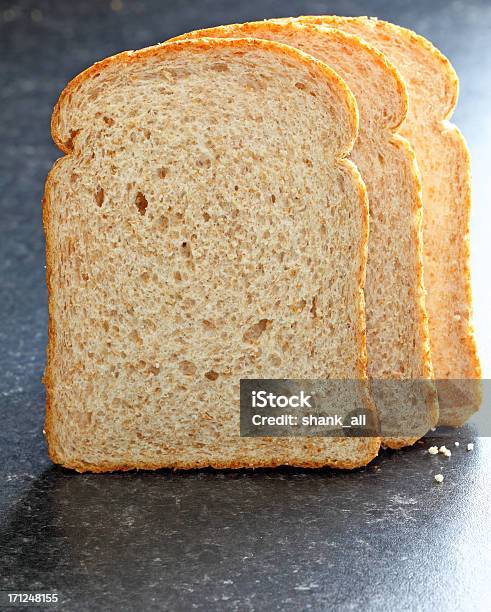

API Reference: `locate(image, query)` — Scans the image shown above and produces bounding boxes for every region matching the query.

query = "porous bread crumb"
[467,443,474,451]
[434,474,444,483]
[428,446,439,455]
[443,448,451,457]
[439,445,448,454]
[454,441,459,447]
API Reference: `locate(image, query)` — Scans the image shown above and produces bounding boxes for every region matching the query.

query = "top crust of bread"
[52,36,358,158]
[44,36,380,472]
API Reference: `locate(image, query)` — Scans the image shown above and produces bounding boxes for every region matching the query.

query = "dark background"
[1,1,490,610]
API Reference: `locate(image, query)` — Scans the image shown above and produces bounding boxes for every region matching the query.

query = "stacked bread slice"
[43,16,480,472]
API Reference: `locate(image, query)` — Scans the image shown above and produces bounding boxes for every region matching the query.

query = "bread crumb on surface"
[428,446,439,455]
[454,441,459,447]
[434,474,444,483]
[443,448,451,457]
[438,445,448,454]
[467,443,474,451]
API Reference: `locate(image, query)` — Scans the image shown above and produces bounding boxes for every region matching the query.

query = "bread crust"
[44,36,379,472]
[51,36,358,157]
[42,157,64,474]
[46,441,381,474]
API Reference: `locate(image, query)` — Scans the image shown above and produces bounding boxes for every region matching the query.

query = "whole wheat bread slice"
[43,37,379,472]
[290,15,481,425]
[171,21,439,446]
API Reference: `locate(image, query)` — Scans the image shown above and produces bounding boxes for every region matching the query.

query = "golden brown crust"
[446,125,481,381]
[346,157,381,446]
[43,158,66,470]
[337,158,370,384]
[48,439,381,473]
[52,36,359,157]
[44,36,378,471]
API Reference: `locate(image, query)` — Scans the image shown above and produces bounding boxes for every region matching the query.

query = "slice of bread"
[43,37,380,472]
[291,16,481,425]
[171,21,439,446]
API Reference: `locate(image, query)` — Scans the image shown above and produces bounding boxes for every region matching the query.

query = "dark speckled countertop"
[1,1,490,610]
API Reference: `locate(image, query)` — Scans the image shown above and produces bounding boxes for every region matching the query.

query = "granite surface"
[1,1,490,610]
